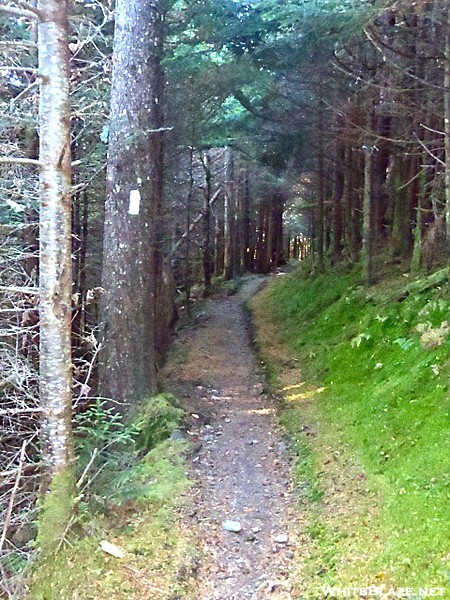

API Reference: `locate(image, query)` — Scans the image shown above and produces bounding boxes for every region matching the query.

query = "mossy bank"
[251,264,449,597]
[30,394,198,599]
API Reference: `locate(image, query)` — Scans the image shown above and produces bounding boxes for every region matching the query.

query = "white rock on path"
[222,520,242,532]
[273,534,289,544]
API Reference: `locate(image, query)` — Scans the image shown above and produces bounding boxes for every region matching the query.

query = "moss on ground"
[251,265,450,597]
[35,467,75,554]
[30,397,199,599]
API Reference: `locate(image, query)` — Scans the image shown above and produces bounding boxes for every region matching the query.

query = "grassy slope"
[251,265,449,597]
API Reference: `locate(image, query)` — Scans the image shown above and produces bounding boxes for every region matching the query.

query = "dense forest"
[0,0,449,598]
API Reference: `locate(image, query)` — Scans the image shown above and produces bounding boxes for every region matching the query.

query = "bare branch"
[414,134,446,167]
[0,157,41,167]
[0,407,42,416]
[0,40,36,49]
[0,440,27,554]
[169,187,222,257]
[363,26,446,92]
[0,2,43,20]
[0,65,39,74]
[10,80,39,104]
[75,448,98,490]
[0,285,39,295]
[420,122,445,137]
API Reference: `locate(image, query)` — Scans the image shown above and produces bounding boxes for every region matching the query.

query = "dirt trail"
[164,277,297,599]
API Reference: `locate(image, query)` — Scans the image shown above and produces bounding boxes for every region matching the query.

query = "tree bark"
[224,148,235,280]
[362,142,374,285]
[38,0,74,482]
[332,142,345,260]
[202,150,212,294]
[36,0,74,552]
[100,0,160,408]
[316,88,325,272]
[445,6,450,263]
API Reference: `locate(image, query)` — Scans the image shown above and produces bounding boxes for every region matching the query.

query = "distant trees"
[247,0,450,276]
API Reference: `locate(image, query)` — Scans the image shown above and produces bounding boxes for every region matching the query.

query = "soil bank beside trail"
[164,277,298,600]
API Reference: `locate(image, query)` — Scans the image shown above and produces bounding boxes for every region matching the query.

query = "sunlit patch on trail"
[246,408,275,415]
[285,386,326,402]
[281,382,306,392]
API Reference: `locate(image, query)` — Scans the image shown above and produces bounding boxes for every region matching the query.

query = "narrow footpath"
[164,277,297,600]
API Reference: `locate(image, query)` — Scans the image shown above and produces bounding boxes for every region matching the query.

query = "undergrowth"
[30,394,197,599]
[251,264,449,597]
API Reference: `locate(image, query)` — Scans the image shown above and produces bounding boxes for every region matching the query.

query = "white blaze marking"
[129,189,141,215]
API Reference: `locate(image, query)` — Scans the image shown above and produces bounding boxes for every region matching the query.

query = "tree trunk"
[184,148,194,315]
[242,167,251,271]
[152,4,171,363]
[362,142,374,285]
[332,142,345,260]
[224,148,235,280]
[316,87,325,272]
[100,0,160,408]
[213,205,224,277]
[202,151,212,294]
[445,6,450,262]
[270,192,285,268]
[37,0,75,551]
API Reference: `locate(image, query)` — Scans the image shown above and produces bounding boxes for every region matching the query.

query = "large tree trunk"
[100,0,160,408]
[37,0,74,551]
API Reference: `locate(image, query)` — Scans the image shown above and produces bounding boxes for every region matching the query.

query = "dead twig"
[122,564,166,596]
[0,439,28,554]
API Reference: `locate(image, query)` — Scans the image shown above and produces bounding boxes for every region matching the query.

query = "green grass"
[252,265,450,595]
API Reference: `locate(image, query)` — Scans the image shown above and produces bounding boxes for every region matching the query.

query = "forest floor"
[164,276,299,599]
[28,266,448,599]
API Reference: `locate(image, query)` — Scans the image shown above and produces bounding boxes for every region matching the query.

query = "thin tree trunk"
[202,151,212,294]
[332,143,345,260]
[242,167,251,271]
[213,206,223,276]
[37,0,74,551]
[445,6,450,262]
[224,148,235,280]
[317,87,325,272]
[184,147,194,315]
[271,192,285,267]
[362,141,374,285]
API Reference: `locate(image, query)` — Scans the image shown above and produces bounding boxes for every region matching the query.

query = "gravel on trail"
[164,277,298,600]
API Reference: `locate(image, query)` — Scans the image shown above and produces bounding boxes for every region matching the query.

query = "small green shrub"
[135,393,184,451]
[74,399,139,464]
[72,394,185,510]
